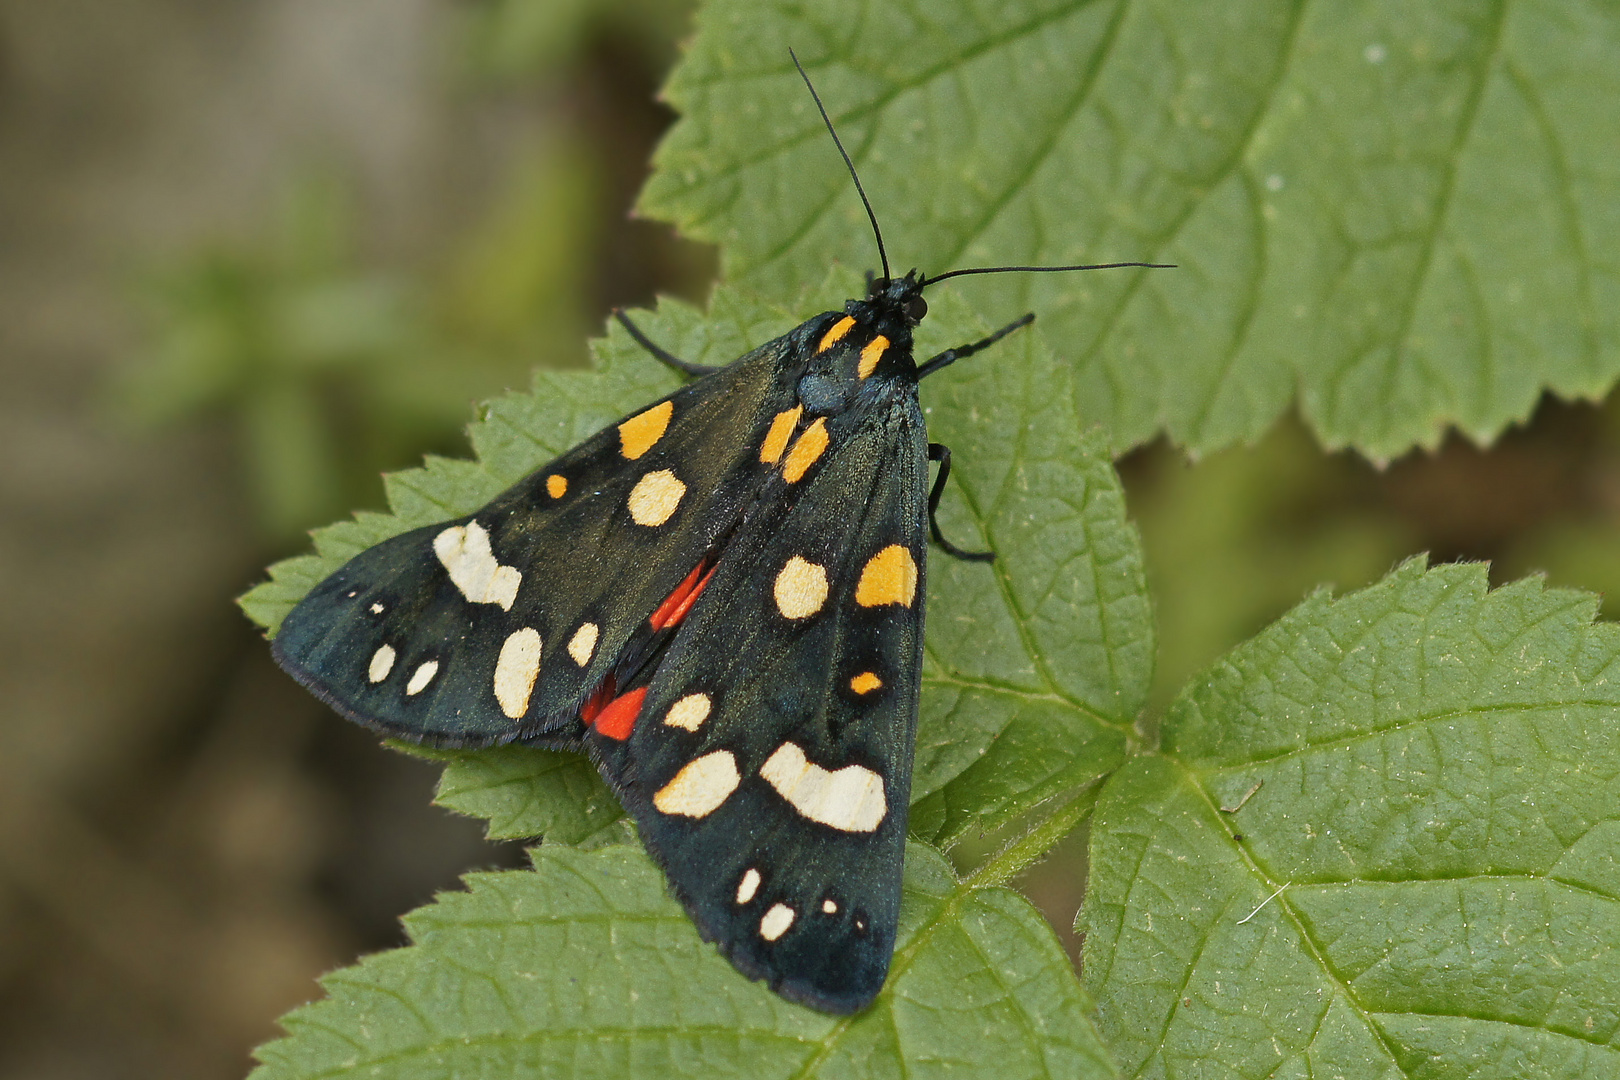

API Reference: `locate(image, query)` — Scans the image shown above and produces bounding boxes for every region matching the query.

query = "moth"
[271,54,1167,1013]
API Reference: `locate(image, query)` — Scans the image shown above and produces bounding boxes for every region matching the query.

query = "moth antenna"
[921,262,1176,287]
[790,49,891,284]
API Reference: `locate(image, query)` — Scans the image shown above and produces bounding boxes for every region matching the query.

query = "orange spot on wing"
[619,400,673,460]
[592,686,647,741]
[782,418,829,483]
[818,316,856,352]
[855,545,918,607]
[858,335,889,378]
[759,406,803,464]
[546,474,567,498]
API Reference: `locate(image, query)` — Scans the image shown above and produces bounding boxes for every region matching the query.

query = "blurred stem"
[965,783,1099,890]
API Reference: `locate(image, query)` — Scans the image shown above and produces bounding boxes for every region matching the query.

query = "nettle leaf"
[641,0,1620,460]
[1083,559,1620,1078]
[912,286,1145,846]
[252,844,1119,1080]
[393,742,628,845]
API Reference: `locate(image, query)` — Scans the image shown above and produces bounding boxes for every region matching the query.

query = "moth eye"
[903,295,927,322]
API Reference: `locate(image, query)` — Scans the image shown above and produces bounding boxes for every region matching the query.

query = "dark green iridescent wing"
[587,383,930,1013]
[272,321,833,746]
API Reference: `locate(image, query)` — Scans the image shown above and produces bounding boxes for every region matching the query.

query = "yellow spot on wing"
[760,742,887,833]
[434,522,521,610]
[855,545,917,608]
[368,645,395,683]
[493,628,542,719]
[627,469,686,526]
[774,556,829,619]
[858,335,889,378]
[818,315,856,352]
[849,671,882,695]
[736,868,761,905]
[546,474,567,498]
[664,693,712,731]
[405,660,439,695]
[781,417,828,483]
[618,400,673,460]
[652,750,740,818]
[567,623,598,666]
[759,405,803,464]
[760,903,795,941]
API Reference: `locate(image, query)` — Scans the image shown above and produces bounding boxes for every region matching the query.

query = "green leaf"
[1083,559,1620,1078]
[394,743,628,844]
[640,0,1620,460]
[910,282,1146,846]
[243,277,1150,847]
[251,843,1119,1079]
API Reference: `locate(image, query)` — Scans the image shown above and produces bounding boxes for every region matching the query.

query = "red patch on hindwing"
[580,677,617,724]
[577,559,713,743]
[591,686,647,741]
[664,564,717,628]
[649,561,717,631]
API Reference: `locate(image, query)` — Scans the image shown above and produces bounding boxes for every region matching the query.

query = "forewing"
[588,387,930,1013]
[272,332,815,746]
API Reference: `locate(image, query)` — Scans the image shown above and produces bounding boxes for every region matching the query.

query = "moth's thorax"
[795,272,928,414]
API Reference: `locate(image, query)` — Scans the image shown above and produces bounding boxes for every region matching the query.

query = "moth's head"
[798,271,927,405]
[846,269,929,347]
[864,269,929,326]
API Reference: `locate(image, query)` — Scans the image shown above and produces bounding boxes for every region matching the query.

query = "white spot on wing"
[627,469,686,526]
[493,628,542,718]
[433,521,521,610]
[567,623,598,666]
[663,692,712,731]
[760,903,795,941]
[735,868,761,905]
[368,645,396,683]
[773,556,828,619]
[652,750,739,818]
[822,898,838,914]
[759,742,887,833]
[405,660,439,695]
[369,602,385,614]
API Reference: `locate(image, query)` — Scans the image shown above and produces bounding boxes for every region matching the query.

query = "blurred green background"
[3,2,1619,1077]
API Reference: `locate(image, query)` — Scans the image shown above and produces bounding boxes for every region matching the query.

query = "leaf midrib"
[1180,695,1620,771]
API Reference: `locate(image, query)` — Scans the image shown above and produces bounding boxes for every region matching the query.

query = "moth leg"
[613,309,722,377]
[915,313,1034,379]
[927,443,994,562]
